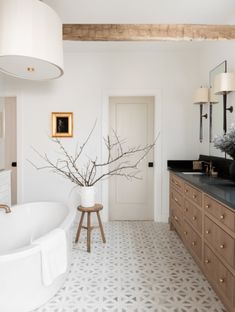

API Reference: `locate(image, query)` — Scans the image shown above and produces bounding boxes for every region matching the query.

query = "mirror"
[209,61,226,158]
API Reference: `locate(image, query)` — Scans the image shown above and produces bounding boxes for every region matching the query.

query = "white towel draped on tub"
[33,228,68,286]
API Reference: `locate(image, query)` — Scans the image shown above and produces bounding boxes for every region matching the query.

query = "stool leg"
[87,212,91,252]
[75,211,85,243]
[96,211,106,243]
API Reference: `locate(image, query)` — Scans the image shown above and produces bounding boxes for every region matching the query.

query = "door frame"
[0,87,23,204]
[101,89,163,222]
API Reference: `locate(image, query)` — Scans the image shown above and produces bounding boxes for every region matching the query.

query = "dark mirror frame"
[209,60,227,158]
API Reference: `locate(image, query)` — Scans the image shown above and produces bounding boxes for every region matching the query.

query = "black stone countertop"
[169,169,235,210]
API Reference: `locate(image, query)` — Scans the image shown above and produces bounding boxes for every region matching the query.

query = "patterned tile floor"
[35,222,226,312]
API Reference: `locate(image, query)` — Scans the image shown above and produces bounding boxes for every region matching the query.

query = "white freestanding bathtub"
[0,202,76,312]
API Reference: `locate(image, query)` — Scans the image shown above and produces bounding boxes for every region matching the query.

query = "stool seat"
[78,203,103,213]
[75,203,106,252]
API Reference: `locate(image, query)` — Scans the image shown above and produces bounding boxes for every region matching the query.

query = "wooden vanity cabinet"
[170,172,235,312]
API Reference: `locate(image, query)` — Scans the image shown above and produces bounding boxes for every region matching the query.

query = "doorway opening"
[109,96,154,221]
[0,97,17,205]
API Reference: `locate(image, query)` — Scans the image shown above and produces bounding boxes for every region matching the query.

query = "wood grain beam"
[63,24,235,41]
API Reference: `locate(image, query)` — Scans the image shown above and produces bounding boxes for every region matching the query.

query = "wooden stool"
[75,203,106,252]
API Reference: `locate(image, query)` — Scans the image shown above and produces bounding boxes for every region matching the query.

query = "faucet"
[202,161,213,176]
[0,204,11,213]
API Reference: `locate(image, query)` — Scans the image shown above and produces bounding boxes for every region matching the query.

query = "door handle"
[148,162,154,167]
[11,162,17,167]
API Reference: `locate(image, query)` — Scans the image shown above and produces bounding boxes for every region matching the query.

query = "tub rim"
[0,201,76,262]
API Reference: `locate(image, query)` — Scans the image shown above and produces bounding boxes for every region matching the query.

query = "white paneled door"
[109,96,154,220]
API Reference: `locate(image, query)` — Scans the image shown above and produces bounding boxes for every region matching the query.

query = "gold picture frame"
[52,112,73,137]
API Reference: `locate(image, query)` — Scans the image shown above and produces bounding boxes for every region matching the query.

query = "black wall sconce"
[214,72,235,133]
[193,87,209,143]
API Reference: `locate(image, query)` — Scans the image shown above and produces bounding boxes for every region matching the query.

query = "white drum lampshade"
[0,0,64,80]
[214,73,235,95]
[193,87,209,104]
[214,72,235,133]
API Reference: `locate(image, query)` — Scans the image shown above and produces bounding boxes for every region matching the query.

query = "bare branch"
[29,127,160,188]
[74,120,97,163]
[28,147,84,186]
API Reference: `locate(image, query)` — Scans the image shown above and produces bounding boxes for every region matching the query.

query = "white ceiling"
[45,0,235,24]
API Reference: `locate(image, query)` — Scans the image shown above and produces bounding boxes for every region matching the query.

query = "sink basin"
[182,172,204,175]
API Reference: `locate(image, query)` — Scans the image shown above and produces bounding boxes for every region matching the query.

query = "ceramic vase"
[229,161,235,182]
[80,186,95,207]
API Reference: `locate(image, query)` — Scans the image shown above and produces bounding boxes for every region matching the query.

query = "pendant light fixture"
[0,0,64,80]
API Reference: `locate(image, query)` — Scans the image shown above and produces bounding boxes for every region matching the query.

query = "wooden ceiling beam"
[63,24,235,41]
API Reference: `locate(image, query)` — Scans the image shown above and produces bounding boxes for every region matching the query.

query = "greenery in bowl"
[213,124,235,159]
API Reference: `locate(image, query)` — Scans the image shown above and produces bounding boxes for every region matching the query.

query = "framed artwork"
[52,112,73,137]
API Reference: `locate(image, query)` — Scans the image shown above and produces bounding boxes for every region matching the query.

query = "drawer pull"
[219,278,224,283]
[220,215,225,220]
[205,230,210,234]
[192,241,196,246]
[192,216,196,221]
[204,259,210,264]
[205,204,210,208]
[193,195,197,199]
[220,244,225,249]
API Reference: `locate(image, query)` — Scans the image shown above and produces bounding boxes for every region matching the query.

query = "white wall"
[2,43,204,222]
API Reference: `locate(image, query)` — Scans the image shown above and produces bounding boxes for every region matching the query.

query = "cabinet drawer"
[170,174,183,192]
[171,189,184,208]
[0,194,10,206]
[204,244,234,305]
[0,190,10,201]
[184,183,202,206]
[184,221,202,260]
[204,216,234,268]
[171,189,183,209]
[204,195,235,232]
[184,199,202,233]
[0,183,10,193]
[189,224,202,260]
[183,221,191,243]
[0,172,10,187]
[171,204,183,235]
[204,244,217,281]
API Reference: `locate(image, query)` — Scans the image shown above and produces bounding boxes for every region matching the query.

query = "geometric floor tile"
[35,222,226,312]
